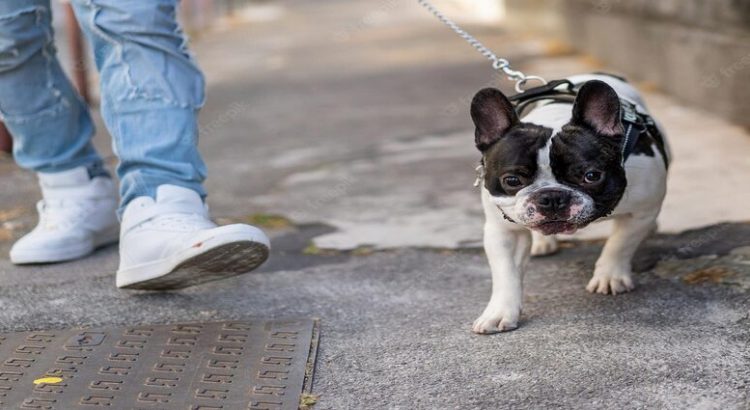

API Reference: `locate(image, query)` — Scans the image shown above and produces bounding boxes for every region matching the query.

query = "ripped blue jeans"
[0,0,207,215]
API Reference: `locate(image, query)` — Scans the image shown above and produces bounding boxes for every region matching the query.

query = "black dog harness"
[508,78,668,166]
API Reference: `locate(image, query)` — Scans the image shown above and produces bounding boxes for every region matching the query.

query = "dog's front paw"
[472,302,520,334]
[531,233,559,256]
[586,267,634,295]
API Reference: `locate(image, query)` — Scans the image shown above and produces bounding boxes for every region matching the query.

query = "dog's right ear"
[470,88,519,152]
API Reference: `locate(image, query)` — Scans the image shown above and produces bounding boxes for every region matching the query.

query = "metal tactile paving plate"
[0,319,319,409]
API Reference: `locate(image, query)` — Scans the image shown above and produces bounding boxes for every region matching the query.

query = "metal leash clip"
[473,163,485,188]
[417,0,549,188]
[418,0,547,92]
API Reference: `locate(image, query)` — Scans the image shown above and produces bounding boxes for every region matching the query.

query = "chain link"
[417,0,546,92]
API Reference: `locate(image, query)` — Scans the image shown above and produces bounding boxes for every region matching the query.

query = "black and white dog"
[471,74,670,334]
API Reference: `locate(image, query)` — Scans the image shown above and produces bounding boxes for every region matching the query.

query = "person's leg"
[71,0,268,289]
[0,0,105,175]
[70,0,207,215]
[0,0,118,264]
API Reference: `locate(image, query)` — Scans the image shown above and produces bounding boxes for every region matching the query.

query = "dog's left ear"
[471,88,519,152]
[572,80,624,136]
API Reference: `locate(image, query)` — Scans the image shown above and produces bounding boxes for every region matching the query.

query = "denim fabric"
[0,0,207,216]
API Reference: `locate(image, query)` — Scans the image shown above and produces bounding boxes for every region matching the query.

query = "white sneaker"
[116,185,270,290]
[10,167,119,264]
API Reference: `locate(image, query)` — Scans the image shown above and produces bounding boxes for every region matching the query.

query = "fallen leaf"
[682,266,735,284]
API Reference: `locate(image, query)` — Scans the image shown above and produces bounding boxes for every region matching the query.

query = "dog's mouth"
[531,220,579,235]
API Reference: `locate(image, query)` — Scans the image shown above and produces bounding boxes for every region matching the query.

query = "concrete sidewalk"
[0,0,748,408]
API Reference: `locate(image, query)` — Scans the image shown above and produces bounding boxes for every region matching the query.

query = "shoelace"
[38,199,92,230]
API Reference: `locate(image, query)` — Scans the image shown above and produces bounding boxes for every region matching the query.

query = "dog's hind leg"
[531,231,559,256]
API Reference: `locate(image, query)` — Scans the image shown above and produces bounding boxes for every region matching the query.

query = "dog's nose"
[536,190,571,213]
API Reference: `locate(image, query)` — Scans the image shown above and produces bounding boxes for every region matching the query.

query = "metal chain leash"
[417,0,546,92]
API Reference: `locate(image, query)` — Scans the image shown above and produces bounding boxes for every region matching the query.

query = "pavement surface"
[0,0,749,409]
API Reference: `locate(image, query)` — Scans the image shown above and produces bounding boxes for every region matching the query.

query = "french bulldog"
[470,74,670,334]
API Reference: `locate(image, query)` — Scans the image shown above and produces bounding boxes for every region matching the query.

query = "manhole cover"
[0,319,319,409]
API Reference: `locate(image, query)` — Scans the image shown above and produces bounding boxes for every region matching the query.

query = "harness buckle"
[620,99,639,124]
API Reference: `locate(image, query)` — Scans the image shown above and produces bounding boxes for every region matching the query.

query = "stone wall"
[504,0,750,127]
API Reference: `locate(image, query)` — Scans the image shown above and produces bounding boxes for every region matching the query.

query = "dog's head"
[471,80,627,235]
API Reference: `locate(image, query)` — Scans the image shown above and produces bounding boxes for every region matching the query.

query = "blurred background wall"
[503,0,750,127]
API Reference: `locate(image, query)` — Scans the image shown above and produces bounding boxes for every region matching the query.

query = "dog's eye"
[502,175,523,188]
[583,170,604,184]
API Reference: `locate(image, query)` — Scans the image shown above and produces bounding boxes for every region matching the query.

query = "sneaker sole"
[119,240,269,291]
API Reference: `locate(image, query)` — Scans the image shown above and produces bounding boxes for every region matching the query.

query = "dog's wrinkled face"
[471,80,627,235]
